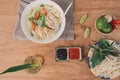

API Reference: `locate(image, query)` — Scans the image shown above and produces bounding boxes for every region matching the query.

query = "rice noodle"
[91,55,120,79]
[45,8,61,29]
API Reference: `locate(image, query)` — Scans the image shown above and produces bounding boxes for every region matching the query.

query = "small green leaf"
[0,64,37,75]
[40,4,44,7]
[35,14,46,27]
[31,32,34,36]
[80,14,88,24]
[29,17,34,21]
[84,28,90,38]
[110,41,114,46]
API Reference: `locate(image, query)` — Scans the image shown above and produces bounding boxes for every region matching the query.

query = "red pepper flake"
[69,48,81,60]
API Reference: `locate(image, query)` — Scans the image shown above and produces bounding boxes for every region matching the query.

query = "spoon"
[56,2,73,32]
[64,2,73,15]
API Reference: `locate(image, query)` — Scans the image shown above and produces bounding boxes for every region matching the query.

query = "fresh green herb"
[80,14,88,24]
[35,22,38,26]
[90,38,118,68]
[39,4,44,10]
[0,64,38,75]
[31,32,34,36]
[35,14,46,27]
[29,17,34,21]
[40,4,44,7]
[40,14,46,26]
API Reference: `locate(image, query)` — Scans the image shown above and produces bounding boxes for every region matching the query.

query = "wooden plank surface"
[0,0,120,80]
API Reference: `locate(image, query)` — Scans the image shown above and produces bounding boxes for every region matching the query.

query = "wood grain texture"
[0,0,120,80]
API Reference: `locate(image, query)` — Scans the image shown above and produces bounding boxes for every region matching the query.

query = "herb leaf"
[40,4,44,7]
[29,17,34,21]
[35,14,46,27]
[90,38,118,68]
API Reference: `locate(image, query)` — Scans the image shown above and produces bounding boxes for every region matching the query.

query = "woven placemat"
[13,0,74,40]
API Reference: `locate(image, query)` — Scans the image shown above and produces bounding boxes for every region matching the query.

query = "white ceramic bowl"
[21,0,66,44]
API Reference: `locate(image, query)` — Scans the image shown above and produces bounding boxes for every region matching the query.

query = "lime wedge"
[80,14,88,24]
[96,16,108,30]
[84,28,90,38]
[102,24,113,33]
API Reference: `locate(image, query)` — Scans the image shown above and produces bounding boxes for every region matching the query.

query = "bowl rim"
[21,0,66,44]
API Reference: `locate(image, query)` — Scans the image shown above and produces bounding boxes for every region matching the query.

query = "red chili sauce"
[69,48,80,60]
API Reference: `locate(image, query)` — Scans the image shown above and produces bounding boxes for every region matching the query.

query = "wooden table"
[0,0,120,80]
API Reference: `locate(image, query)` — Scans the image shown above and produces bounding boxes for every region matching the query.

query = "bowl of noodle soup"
[88,40,120,79]
[21,0,66,43]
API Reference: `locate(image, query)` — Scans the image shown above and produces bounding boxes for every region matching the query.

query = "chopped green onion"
[40,4,44,7]
[31,32,34,36]
[35,14,46,27]
[29,17,34,21]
